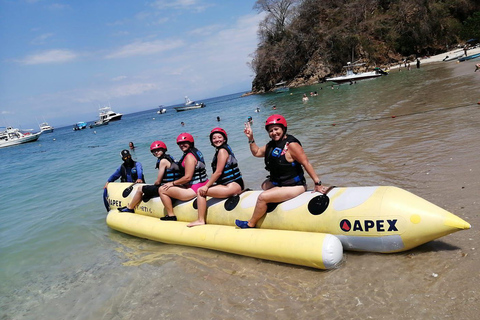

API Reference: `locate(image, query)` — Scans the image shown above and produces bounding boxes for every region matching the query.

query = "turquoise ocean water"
[1,60,479,319]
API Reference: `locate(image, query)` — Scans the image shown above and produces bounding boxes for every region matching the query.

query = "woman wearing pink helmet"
[235,114,329,229]
[187,127,244,227]
[118,140,181,213]
[158,133,209,221]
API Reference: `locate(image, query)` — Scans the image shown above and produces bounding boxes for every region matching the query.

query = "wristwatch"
[314,181,322,186]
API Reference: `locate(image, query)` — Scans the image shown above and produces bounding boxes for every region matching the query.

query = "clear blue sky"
[0,0,263,129]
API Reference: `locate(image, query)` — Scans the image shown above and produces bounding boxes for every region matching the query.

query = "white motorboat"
[99,106,122,122]
[174,96,206,112]
[39,121,54,133]
[326,62,387,84]
[0,127,42,148]
[273,81,289,93]
[157,105,167,114]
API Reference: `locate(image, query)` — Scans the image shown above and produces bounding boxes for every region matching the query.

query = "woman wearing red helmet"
[235,114,329,229]
[159,133,209,221]
[187,128,244,227]
[118,141,181,213]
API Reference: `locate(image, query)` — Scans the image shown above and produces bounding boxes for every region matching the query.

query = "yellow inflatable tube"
[106,183,471,253]
[107,210,343,270]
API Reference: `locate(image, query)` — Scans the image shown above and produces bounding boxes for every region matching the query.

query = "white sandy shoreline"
[391,46,480,68]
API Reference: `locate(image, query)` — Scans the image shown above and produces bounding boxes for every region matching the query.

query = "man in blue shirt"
[104,150,145,188]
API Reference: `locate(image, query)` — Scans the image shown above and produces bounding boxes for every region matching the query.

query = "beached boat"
[326,62,388,84]
[442,51,465,62]
[73,122,87,131]
[39,121,54,133]
[174,96,206,112]
[458,52,480,62]
[89,118,110,128]
[105,183,470,268]
[0,126,42,148]
[99,106,122,122]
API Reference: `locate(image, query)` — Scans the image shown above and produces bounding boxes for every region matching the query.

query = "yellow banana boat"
[107,211,343,269]
[105,183,470,254]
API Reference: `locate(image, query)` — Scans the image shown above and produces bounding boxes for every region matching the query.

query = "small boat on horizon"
[326,62,388,84]
[89,118,110,128]
[73,122,87,131]
[174,96,206,112]
[157,105,167,114]
[39,121,54,133]
[99,105,122,122]
[0,126,42,148]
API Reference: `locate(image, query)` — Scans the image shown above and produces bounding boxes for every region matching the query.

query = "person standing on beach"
[118,141,181,213]
[235,115,329,229]
[187,128,244,227]
[416,58,421,68]
[104,150,145,189]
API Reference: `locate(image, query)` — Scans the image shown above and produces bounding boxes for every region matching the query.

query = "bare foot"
[187,220,205,227]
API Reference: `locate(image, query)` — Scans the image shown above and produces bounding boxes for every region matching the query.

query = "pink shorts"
[190,180,209,193]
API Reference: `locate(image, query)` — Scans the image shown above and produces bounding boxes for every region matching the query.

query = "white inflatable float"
[105,183,470,267]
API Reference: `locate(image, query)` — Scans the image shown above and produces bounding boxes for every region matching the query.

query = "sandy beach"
[392,46,480,68]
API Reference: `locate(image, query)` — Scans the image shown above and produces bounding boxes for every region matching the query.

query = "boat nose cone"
[444,214,471,230]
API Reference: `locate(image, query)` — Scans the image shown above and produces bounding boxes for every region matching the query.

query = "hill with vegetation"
[249,0,480,93]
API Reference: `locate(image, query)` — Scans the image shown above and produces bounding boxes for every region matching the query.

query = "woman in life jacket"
[158,133,209,221]
[118,141,181,213]
[235,114,329,229]
[104,149,144,189]
[187,128,244,227]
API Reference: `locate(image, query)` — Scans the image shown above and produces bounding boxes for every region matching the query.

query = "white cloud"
[105,39,184,59]
[189,24,222,36]
[150,0,211,12]
[112,75,128,81]
[31,33,54,45]
[20,49,77,65]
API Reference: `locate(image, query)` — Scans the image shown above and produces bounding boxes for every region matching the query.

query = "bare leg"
[187,194,207,227]
[159,186,197,217]
[246,185,306,228]
[188,182,242,227]
[127,188,143,209]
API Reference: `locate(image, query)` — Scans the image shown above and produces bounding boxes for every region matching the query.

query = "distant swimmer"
[255,107,260,113]
[302,93,309,102]
[217,116,221,121]
[475,63,480,72]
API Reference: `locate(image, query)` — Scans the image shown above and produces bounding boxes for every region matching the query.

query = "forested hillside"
[249,0,480,92]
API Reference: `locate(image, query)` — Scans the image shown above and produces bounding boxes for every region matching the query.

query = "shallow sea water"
[1,60,479,319]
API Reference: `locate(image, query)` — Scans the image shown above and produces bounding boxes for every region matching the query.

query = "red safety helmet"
[265,114,287,131]
[150,140,167,152]
[176,132,194,145]
[209,127,228,145]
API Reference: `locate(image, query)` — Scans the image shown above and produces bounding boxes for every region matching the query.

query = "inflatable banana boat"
[105,183,470,253]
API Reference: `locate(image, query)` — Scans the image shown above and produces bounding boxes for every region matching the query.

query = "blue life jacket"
[120,161,145,183]
[264,134,305,186]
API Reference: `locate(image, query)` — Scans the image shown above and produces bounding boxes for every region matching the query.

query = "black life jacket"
[211,144,242,185]
[155,154,182,184]
[178,147,208,185]
[264,134,305,186]
[120,161,145,183]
